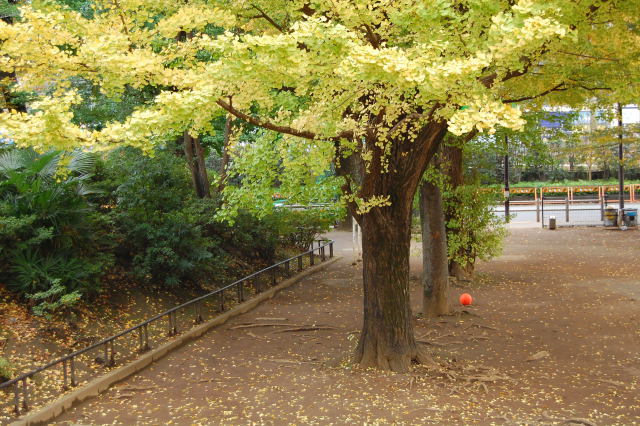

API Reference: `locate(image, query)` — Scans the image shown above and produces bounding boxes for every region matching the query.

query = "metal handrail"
[0,239,334,417]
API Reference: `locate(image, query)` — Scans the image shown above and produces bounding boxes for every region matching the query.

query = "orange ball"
[459,293,473,306]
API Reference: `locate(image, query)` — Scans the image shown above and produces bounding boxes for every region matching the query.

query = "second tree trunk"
[419,178,450,317]
[183,132,211,198]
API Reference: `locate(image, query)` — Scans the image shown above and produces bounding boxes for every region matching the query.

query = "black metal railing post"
[143,324,150,351]
[62,359,69,390]
[237,281,244,302]
[70,356,77,387]
[21,378,29,411]
[103,342,110,366]
[167,311,178,337]
[13,382,20,414]
[108,340,115,366]
[194,301,203,324]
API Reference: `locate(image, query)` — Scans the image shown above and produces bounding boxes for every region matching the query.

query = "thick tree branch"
[386,105,440,138]
[503,82,567,103]
[250,5,286,33]
[503,80,612,103]
[362,24,382,48]
[111,0,134,53]
[216,98,354,142]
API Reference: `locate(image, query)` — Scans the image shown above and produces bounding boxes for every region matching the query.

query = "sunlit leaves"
[0,0,637,211]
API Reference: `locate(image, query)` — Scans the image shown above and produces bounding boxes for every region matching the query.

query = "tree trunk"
[218,114,233,192]
[1,5,26,113]
[443,145,464,188]
[450,259,474,280]
[183,131,211,198]
[354,208,431,372]
[335,121,447,372]
[441,145,467,280]
[419,178,449,317]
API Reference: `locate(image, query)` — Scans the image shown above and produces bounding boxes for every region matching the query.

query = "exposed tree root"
[269,326,337,334]
[230,323,328,329]
[540,412,598,426]
[354,337,436,372]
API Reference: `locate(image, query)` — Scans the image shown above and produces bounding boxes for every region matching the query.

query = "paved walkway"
[55,231,369,424]
[52,228,640,424]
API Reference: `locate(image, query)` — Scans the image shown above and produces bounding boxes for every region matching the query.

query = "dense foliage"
[444,185,507,272]
[0,146,337,316]
[467,110,640,185]
[420,162,507,272]
[0,149,112,316]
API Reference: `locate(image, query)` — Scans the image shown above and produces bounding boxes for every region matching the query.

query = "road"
[493,202,640,226]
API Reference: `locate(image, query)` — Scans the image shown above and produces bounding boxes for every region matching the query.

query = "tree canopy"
[2,1,637,171]
[1,0,639,371]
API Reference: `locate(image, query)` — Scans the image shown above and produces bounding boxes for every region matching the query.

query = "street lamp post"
[504,134,510,222]
[617,103,624,211]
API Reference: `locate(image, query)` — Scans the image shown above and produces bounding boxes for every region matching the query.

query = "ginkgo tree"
[1,0,639,371]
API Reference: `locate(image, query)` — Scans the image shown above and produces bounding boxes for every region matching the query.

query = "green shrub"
[27,279,82,319]
[218,210,280,262]
[105,149,224,287]
[0,149,112,307]
[0,357,13,382]
[266,208,335,251]
[1,145,339,310]
[445,185,507,270]
[10,251,103,295]
[122,205,221,287]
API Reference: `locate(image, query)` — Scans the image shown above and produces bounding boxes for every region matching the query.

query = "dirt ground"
[51,227,640,425]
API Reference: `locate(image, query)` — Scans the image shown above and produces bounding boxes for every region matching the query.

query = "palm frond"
[34,151,62,178]
[68,151,96,176]
[0,149,30,173]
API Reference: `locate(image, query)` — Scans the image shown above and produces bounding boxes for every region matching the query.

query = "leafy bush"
[0,357,13,382]
[444,185,507,271]
[10,251,103,295]
[1,145,339,314]
[220,210,279,262]
[0,149,112,312]
[266,208,335,251]
[104,148,224,287]
[27,279,82,319]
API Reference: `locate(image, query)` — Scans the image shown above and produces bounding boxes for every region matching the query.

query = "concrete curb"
[12,256,340,426]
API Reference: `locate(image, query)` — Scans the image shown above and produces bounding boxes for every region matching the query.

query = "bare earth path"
[54,228,640,425]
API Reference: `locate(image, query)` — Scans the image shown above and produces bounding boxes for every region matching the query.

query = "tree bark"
[419,177,450,317]
[0,2,26,113]
[443,145,464,188]
[183,131,211,198]
[354,206,431,371]
[345,122,447,372]
[441,145,468,280]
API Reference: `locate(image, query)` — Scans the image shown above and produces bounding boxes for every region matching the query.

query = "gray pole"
[504,134,510,222]
[617,103,624,210]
